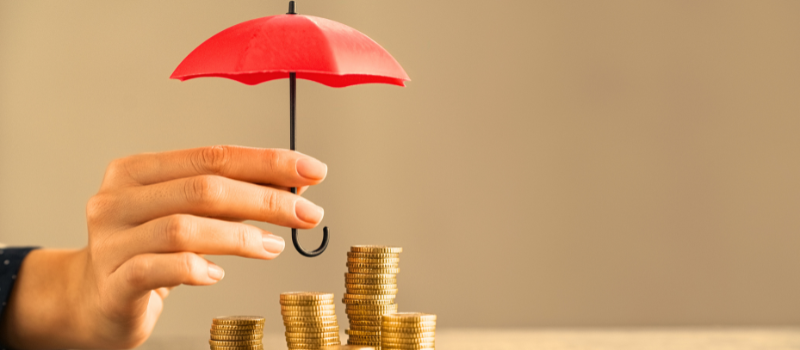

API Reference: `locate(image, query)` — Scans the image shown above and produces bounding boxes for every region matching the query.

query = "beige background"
[1,0,800,338]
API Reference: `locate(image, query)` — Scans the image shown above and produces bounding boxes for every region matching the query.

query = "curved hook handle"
[291,226,329,257]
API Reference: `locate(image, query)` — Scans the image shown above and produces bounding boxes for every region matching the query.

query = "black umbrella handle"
[289,71,330,257]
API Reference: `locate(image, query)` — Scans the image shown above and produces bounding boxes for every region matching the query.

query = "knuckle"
[234,226,258,251]
[262,190,283,214]
[196,145,230,174]
[263,149,281,174]
[184,175,223,204]
[125,257,150,287]
[85,194,112,224]
[162,215,194,249]
[178,252,200,281]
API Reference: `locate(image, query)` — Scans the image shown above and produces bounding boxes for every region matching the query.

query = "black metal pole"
[287,2,329,258]
[289,72,329,257]
[290,72,298,246]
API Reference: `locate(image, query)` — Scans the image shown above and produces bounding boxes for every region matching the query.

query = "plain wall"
[2,0,800,338]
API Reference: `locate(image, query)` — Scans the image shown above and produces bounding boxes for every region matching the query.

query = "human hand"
[0,146,327,349]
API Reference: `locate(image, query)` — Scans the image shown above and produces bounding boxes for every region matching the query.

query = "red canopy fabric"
[170,14,410,87]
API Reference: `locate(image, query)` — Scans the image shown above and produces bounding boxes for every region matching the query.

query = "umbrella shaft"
[290,72,297,195]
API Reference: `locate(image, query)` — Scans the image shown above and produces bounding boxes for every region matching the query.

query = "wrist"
[0,248,90,349]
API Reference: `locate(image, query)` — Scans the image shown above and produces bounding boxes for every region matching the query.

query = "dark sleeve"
[0,247,39,336]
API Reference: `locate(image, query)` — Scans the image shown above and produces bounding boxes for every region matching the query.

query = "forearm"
[0,248,91,349]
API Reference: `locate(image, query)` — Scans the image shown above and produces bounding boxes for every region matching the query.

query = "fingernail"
[207,264,225,281]
[297,158,328,180]
[295,198,324,224]
[262,234,285,254]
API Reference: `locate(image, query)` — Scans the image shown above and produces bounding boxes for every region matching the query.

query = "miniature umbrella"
[171,1,410,257]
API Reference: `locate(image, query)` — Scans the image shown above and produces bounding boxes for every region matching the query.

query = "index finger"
[101,145,327,190]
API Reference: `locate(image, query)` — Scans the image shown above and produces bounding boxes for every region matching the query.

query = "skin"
[0,145,327,349]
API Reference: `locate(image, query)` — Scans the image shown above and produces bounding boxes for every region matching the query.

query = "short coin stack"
[381,313,436,350]
[281,292,342,350]
[344,245,403,348]
[209,316,265,350]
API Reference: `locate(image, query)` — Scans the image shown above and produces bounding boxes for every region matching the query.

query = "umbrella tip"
[287,1,297,15]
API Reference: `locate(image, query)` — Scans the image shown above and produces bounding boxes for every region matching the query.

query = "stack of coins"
[344,245,402,348]
[209,316,265,350]
[381,313,436,350]
[281,292,342,350]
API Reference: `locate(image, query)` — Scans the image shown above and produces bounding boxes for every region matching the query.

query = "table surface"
[139,328,800,350]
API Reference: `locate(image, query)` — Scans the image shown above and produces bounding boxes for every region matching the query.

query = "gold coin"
[284,321,339,327]
[346,303,398,309]
[348,267,400,274]
[381,332,435,338]
[380,334,435,341]
[281,299,336,306]
[347,315,384,322]
[281,304,337,311]
[212,316,265,325]
[346,306,398,313]
[350,246,403,254]
[282,315,338,323]
[286,343,341,349]
[382,313,436,323]
[345,329,382,336]
[320,346,376,350]
[346,307,398,313]
[344,294,396,300]
[381,323,436,330]
[344,279,397,287]
[381,347,434,350]
[347,252,400,259]
[286,340,341,346]
[285,325,340,332]
[346,262,399,269]
[211,333,264,341]
[209,339,263,346]
[211,324,264,330]
[381,326,436,333]
[345,272,397,280]
[281,309,337,317]
[348,324,381,331]
[285,331,340,338]
[342,299,395,306]
[348,319,382,326]
[210,328,264,336]
[284,323,340,329]
[280,292,335,301]
[346,310,397,317]
[344,283,398,290]
[346,339,381,346]
[346,288,398,295]
[209,345,263,350]
[285,337,340,343]
[381,342,434,348]
[347,257,400,264]
[346,337,380,343]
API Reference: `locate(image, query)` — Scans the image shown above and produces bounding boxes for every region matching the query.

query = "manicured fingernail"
[262,234,285,254]
[297,158,328,180]
[207,264,225,281]
[295,198,324,224]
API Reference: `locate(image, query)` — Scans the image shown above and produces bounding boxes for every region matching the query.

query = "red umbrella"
[171,1,409,257]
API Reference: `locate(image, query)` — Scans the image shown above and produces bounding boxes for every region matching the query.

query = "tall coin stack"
[281,292,342,350]
[381,313,436,350]
[344,245,403,348]
[209,316,265,350]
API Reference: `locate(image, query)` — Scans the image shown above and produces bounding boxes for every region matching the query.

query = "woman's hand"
[0,146,327,349]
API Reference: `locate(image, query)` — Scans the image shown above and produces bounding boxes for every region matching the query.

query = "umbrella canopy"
[170,14,410,87]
